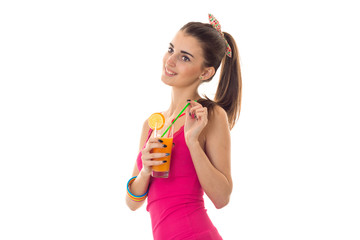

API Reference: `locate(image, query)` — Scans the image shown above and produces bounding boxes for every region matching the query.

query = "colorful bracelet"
[127,176,148,202]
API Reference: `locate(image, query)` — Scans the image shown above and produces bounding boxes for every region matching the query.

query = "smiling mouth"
[165,67,177,76]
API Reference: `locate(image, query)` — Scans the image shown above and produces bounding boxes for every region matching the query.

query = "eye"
[168,47,174,54]
[182,56,190,62]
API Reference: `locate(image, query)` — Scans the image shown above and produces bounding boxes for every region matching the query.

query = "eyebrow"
[169,43,195,59]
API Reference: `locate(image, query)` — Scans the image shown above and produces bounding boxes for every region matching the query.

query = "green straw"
[161,101,194,138]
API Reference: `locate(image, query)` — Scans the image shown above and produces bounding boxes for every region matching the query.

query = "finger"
[187,100,201,112]
[196,112,208,123]
[143,143,163,156]
[143,158,167,166]
[193,106,207,119]
[189,106,203,119]
[188,99,201,107]
[195,110,207,118]
[194,108,206,115]
[189,105,202,113]
[195,109,206,117]
[146,139,166,148]
[185,102,192,121]
[194,106,207,113]
[192,108,207,121]
[149,152,170,159]
[148,137,162,143]
[147,142,167,149]
[150,160,168,166]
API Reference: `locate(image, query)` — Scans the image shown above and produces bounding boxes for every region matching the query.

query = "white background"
[1,0,359,239]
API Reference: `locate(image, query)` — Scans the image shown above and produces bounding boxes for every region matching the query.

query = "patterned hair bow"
[208,14,232,58]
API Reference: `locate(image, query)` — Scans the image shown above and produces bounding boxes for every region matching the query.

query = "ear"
[199,67,215,81]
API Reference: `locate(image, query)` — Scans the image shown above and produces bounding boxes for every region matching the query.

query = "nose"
[166,54,176,68]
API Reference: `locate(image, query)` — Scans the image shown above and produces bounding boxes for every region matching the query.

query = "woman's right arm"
[126,120,167,211]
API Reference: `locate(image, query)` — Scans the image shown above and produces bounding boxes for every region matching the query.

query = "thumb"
[185,100,192,122]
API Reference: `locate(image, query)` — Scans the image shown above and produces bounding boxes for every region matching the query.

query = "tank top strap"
[146,127,153,142]
[167,113,186,137]
[171,113,186,123]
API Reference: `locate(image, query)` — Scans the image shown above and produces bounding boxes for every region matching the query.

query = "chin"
[161,74,175,86]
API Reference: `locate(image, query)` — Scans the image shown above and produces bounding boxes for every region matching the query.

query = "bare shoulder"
[202,105,230,147]
[207,105,229,133]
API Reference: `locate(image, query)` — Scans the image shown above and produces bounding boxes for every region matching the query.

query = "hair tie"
[208,14,232,58]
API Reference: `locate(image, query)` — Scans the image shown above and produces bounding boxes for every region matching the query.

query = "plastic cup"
[151,125,174,178]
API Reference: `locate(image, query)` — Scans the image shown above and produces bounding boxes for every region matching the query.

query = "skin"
[126,30,232,211]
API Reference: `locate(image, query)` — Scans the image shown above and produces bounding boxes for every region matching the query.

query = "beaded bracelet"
[127,176,148,202]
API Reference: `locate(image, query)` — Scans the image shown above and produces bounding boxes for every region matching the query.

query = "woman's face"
[161,30,206,88]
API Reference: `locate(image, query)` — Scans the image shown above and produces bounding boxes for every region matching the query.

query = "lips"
[164,67,177,77]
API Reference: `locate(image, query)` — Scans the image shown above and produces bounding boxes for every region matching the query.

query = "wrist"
[186,139,201,151]
[140,168,152,178]
[185,134,199,145]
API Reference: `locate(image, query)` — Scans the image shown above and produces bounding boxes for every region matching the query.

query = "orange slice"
[148,113,165,130]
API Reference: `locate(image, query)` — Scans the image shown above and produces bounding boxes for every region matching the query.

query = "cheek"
[181,65,201,77]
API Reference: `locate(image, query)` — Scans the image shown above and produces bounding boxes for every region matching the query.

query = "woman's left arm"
[185,101,232,209]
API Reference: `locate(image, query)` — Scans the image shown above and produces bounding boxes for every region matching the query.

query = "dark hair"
[180,22,242,129]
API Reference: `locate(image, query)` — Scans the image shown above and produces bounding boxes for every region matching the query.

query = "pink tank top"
[136,124,223,240]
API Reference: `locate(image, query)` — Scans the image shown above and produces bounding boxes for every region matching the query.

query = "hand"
[184,100,208,144]
[140,138,168,175]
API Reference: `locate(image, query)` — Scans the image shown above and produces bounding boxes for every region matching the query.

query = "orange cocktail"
[147,112,175,178]
[151,137,173,178]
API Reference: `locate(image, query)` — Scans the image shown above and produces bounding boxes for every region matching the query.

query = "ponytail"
[215,32,242,129]
[181,22,242,129]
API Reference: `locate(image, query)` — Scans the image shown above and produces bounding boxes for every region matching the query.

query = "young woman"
[126,14,242,239]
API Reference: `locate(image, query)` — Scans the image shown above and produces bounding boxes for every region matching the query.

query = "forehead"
[171,31,204,59]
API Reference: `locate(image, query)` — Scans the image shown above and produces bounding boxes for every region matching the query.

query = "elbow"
[126,197,141,211]
[211,186,232,209]
[129,206,138,211]
[214,200,229,209]
[214,196,230,209]
[127,203,138,211]
[127,201,141,211]
[214,187,232,209]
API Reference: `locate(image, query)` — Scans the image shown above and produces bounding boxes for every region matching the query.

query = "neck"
[166,87,200,118]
